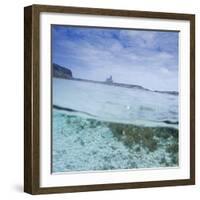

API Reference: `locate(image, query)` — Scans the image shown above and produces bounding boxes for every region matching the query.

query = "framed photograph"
[24,4,195,194]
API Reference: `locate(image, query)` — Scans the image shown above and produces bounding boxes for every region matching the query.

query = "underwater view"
[52,78,178,173]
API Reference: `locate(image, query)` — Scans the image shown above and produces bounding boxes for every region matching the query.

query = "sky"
[52,25,179,91]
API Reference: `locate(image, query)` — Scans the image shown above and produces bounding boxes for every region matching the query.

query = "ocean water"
[52,78,179,173]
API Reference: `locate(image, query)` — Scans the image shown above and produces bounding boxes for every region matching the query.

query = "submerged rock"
[108,123,178,154]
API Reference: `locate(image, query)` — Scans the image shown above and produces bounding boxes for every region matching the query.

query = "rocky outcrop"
[53,63,73,79]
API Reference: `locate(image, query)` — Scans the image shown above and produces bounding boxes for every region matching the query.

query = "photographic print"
[52,25,179,173]
[24,5,195,194]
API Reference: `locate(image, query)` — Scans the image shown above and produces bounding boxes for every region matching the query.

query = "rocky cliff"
[53,63,73,79]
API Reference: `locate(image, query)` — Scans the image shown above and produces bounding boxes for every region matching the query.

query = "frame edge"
[189,14,195,185]
[24,5,34,194]
[24,5,40,195]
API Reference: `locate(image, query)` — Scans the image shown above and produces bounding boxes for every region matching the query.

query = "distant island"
[53,63,178,96]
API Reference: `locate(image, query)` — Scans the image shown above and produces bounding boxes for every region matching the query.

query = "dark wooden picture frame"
[24,4,195,195]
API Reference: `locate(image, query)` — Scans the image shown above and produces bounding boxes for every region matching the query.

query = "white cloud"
[53,26,178,91]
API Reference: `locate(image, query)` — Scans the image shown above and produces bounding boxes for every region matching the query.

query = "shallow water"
[52,109,178,173]
[53,78,178,128]
[52,78,179,173]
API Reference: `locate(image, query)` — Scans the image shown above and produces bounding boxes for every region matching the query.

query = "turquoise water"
[52,79,178,173]
[52,109,178,173]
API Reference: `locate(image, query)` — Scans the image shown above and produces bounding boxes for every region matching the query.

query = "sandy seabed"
[52,109,178,173]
